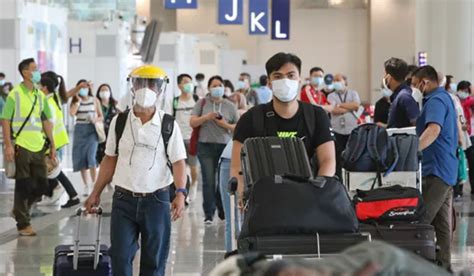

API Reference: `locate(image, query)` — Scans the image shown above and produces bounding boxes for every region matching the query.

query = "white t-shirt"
[175,97,196,140]
[105,110,187,193]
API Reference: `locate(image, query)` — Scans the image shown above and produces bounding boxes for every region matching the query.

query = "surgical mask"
[99,90,111,99]
[458,91,469,100]
[210,86,225,98]
[450,83,458,93]
[224,87,232,97]
[237,80,248,90]
[412,87,422,97]
[382,77,393,97]
[381,88,393,98]
[0,80,5,86]
[333,81,345,92]
[32,71,41,84]
[272,79,299,103]
[325,83,334,91]
[134,87,157,108]
[183,83,194,94]
[79,88,89,97]
[311,77,324,87]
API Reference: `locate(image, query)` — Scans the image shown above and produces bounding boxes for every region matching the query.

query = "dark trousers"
[110,188,171,276]
[334,133,350,181]
[421,176,453,270]
[13,146,48,230]
[197,142,226,219]
[47,171,78,199]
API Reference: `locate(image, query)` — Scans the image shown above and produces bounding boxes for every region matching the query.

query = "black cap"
[324,74,334,85]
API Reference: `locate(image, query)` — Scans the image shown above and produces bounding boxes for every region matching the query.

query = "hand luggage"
[238,176,359,238]
[240,137,312,186]
[359,223,436,261]
[238,233,371,257]
[353,185,425,223]
[53,207,112,276]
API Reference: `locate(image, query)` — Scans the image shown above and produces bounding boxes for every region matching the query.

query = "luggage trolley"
[343,127,422,194]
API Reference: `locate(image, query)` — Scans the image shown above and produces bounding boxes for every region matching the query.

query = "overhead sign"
[249,0,268,35]
[418,52,428,66]
[218,0,243,25]
[271,0,290,40]
[164,0,197,9]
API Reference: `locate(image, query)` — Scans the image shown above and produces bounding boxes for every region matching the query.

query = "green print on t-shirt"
[277,131,298,138]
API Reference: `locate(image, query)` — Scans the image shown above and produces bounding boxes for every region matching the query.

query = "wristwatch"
[175,188,188,197]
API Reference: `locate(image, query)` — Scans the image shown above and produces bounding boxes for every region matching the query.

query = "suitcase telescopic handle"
[73,206,103,271]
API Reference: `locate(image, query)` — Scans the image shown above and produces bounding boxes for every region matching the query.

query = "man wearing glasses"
[85,65,187,276]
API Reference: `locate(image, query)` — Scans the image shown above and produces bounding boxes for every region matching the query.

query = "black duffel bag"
[239,175,359,238]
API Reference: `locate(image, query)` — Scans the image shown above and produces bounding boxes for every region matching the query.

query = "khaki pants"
[421,175,453,270]
[12,146,48,230]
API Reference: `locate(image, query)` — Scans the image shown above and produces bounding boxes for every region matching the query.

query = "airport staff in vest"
[1,58,56,237]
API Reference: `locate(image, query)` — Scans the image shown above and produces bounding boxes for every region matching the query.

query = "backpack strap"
[161,113,175,172]
[252,103,271,137]
[193,94,199,102]
[301,102,316,141]
[115,109,130,155]
[367,125,383,189]
[172,97,179,117]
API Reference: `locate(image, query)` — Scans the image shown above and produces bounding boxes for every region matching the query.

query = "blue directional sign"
[271,0,290,40]
[218,0,243,25]
[164,0,197,9]
[249,0,268,35]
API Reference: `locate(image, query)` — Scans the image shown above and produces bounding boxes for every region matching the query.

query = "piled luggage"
[342,124,436,262]
[235,137,369,258]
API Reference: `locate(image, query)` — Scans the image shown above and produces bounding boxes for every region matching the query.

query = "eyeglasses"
[128,115,161,171]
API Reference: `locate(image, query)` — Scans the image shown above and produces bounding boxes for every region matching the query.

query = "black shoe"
[218,210,225,221]
[61,198,80,208]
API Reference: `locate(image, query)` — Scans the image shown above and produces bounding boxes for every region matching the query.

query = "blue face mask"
[79,88,89,97]
[31,71,41,84]
[0,80,5,86]
[450,83,458,93]
[237,80,248,90]
[326,83,334,91]
[210,87,225,98]
[333,81,345,91]
[311,77,324,87]
[381,88,393,98]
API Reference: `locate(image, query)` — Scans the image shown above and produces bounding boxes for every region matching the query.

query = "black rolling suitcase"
[241,137,312,185]
[53,207,112,276]
[359,223,436,261]
[238,233,371,257]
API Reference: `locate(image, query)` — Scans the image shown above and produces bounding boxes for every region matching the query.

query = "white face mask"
[99,90,111,100]
[134,88,157,108]
[271,79,299,103]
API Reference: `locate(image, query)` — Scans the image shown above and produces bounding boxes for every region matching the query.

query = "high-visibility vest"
[10,84,46,152]
[47,93,69,150]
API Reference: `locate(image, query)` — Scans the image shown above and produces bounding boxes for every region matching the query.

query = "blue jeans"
[197,142,226,219]
[218,158,241,252]
[109,187,171,276]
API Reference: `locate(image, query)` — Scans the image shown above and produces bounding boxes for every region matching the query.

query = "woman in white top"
[70,79,103,196]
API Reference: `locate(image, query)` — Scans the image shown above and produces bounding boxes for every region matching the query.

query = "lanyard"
[337,91,348,103]
[213,102,222,113]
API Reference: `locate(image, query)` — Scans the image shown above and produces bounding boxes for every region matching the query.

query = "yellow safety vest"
[47,93,69,150]
[10,84,46,152]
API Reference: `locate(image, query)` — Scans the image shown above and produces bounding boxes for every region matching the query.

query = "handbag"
[353,185,425,223]
[95,121,106,143]
[457,147,468,183]
[4,94,38,179]
[189,99,206,156]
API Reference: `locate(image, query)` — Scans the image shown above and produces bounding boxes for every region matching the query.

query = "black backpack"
[115,110,190,201]
[341,124,399,187]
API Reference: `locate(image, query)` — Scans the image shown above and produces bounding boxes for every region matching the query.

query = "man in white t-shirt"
[174,74,199,201]
[85,65,187,276]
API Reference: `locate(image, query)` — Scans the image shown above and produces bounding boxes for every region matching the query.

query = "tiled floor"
[0,160,473,275]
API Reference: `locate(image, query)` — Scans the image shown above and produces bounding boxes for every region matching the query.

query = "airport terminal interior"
[2,0,474,275]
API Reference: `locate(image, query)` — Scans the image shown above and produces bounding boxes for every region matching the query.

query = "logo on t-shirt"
[277,131,298,138]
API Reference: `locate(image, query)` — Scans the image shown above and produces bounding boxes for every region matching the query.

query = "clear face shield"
[128,77,169,109]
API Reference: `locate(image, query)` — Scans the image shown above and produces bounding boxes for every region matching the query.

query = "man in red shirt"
[300,67,333,112]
